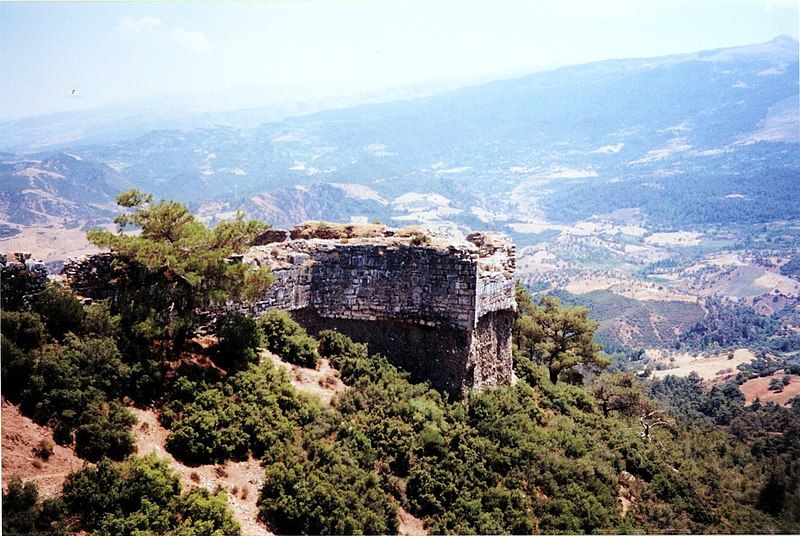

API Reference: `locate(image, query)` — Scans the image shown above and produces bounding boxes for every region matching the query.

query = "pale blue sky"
[1,1,798,120]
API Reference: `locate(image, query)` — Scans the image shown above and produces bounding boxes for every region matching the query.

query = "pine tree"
[87,189,273,357]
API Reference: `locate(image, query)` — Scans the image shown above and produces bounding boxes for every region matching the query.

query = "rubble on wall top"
[247,222,514,264]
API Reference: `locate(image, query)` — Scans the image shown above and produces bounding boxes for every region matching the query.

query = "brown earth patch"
[739,371,800,407]
[131,407,271,536]
[1,398,84,497]
[263,351,346,406]
[399,506,428,536]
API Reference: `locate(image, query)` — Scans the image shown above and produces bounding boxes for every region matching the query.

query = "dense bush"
[1,311,46,399]
[31,283,85,340]
[648,373,745,425]
[308,330,795,534]
[215,311,262,370]
[1,285,137,461]
[258,310,318,368]
[261,447,398,535]
[678,298,799,352]
[61,454,240,535]
[18,335,135,458]
[2,477,67,536]
[74,400,137,462]
[163,360,316,465]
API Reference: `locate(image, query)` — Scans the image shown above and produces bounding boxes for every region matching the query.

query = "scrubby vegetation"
[2,294,136,461]
[161,360,317,464]
[780,257,800,279]
[2,456,240,536]
[553,288,705,350]
[257,319,800,533]
[4,196,799,534]
[677,297,797,352]
[258,309,319,368]
[2,477,68,536]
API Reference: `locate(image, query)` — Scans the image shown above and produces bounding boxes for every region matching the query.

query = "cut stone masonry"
[60,225,517,397]
[237,229,516,396]
[1,253,49,311]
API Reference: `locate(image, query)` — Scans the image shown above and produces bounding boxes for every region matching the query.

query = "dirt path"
[263,351,346,406]
[1,398,85,497]
[131,407,271,536]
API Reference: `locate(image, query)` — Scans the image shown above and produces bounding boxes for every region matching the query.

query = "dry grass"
[289,221,388,240]
[649,348,756,381]
[263,351,346,406]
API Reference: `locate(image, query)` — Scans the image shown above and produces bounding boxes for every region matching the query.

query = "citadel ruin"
[49,224,517,397]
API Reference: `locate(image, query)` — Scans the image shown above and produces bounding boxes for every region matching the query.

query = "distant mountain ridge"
[1,36,797,235]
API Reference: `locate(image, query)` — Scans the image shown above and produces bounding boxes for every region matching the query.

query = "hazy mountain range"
[1,35,797,238]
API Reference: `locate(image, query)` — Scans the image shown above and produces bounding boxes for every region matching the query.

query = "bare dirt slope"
[131,407,271,536]
[739,371,800,407]
[1,398,84,497]
[263,351,346,406]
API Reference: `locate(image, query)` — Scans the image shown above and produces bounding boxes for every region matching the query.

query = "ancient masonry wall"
[1,253,49,310]
[60,230,518,397]
[240,232,516,396]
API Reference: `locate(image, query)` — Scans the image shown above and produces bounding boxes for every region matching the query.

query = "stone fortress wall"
[239,227,517,396]
[59,224,518,397]
[1,253,49,310]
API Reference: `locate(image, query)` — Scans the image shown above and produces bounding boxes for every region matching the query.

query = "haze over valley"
[3,36,799,368]
[2,2,800,534]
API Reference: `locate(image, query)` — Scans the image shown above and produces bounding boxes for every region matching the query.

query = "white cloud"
[115,16,162,37]
[115,16,207,50]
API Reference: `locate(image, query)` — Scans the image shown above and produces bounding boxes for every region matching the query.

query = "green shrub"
[31,284,85,340]
[1,311,47,350]
[1,338,32,401]
[164,361,314,465]
[17,335,133,458]
[166,388,247,464]
[74,400,136,462]
[2,477,67,536]
[34,438,55,461]
[81,301,121,339]
[259,451,398,535]
[410,233,431,246]
[62,454,240,535]
[216,311,262,370]
[258,310,318,368]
